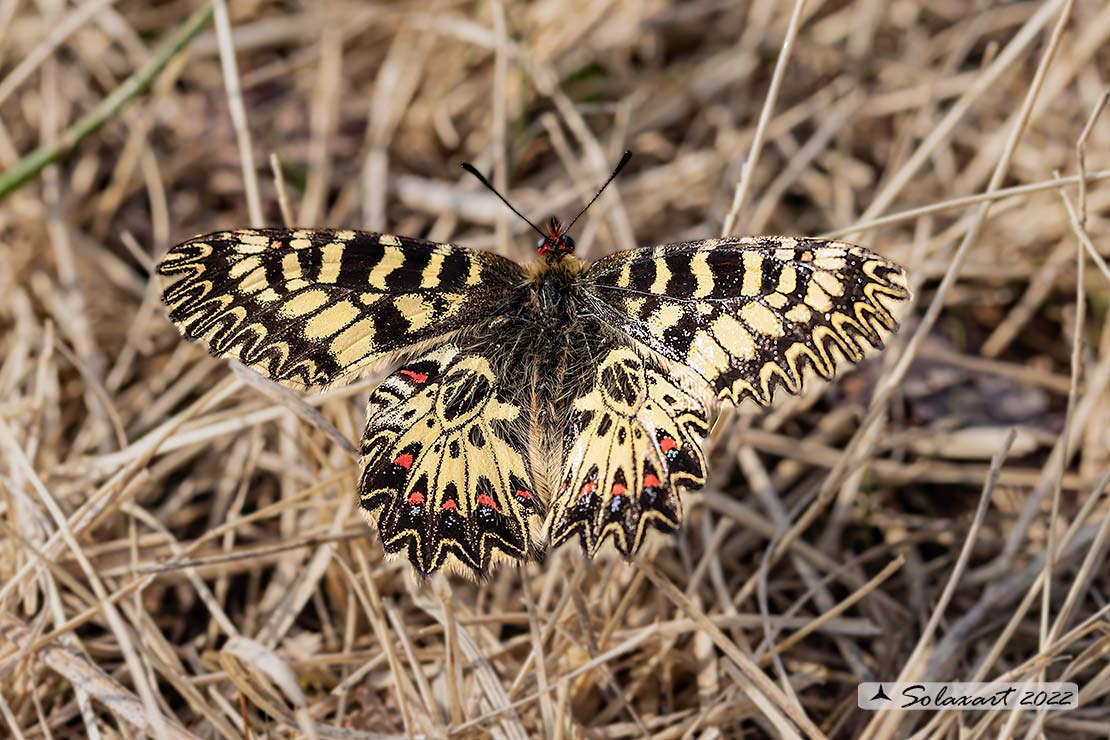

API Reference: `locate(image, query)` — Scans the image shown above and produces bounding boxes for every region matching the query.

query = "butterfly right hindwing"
[546,339,710,557]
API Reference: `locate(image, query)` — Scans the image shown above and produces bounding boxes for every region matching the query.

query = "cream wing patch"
[358,344,541,576]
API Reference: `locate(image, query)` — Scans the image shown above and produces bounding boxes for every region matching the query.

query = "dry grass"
[2,1,1110,737]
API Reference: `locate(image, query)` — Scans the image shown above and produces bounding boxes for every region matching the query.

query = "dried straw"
[1,1,1108,737]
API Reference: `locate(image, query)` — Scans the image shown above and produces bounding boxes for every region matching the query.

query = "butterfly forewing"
[358,341,542,576]
[157,228,523,389]
[584,237,910,406]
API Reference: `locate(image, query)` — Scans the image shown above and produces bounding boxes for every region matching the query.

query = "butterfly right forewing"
[583,236,910,406]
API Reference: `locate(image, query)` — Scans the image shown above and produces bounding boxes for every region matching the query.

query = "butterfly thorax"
[520,253,591,330]
[478,254,597,440]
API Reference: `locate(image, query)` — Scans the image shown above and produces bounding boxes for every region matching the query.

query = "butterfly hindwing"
[584,237,910,405]
[358,342,542,576]
[546,340,710,557]
[157,229,523,388]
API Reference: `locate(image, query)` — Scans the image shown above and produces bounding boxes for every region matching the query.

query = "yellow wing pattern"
[159,225,910,574]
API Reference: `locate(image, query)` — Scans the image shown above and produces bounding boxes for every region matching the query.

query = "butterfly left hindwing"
[358,341,542,576]
[546,340,710,557]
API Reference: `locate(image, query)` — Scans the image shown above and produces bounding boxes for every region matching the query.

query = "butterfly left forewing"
[546,340,710,558]
[359,341,542,577]
[583,237,910,406]
[157,228,523,389]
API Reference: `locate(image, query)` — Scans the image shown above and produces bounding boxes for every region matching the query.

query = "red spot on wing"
[612,483,626,496]
[407,491,425,505]
[660,436,677,452]
[476,494,499,511]
[579,481,598,498]
[393,453,414,470]
[442,499,458,511]
[644,473,661,488]
[397,369,429,384]
[515,489,533,499]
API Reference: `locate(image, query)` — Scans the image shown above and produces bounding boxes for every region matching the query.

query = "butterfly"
[157,152,910,577]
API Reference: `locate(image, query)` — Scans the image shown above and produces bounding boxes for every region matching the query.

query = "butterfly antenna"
[461,162,546,239]
[565,150,632,233]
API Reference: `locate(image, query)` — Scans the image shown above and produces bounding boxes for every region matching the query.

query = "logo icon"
[870,684,891,702]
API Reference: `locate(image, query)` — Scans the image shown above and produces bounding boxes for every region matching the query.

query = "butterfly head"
[538,217,576,256]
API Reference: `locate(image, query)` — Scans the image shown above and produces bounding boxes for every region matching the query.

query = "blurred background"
[1,0,1109,737]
